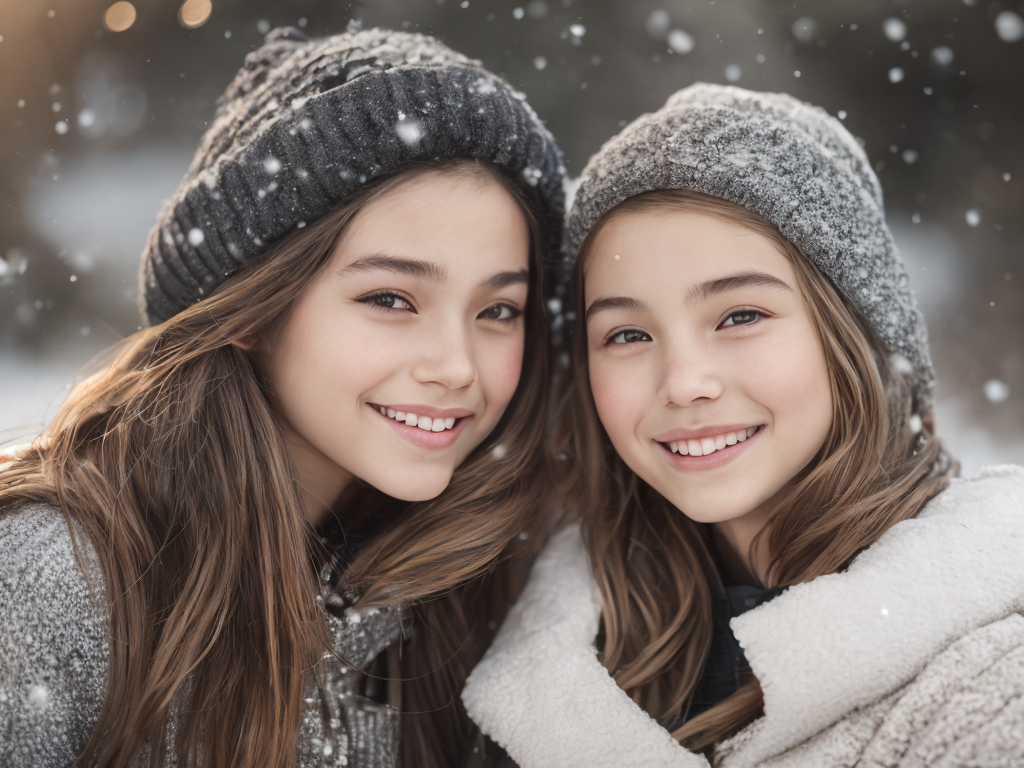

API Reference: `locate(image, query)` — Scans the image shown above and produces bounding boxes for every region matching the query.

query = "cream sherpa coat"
[462,466,1024,768]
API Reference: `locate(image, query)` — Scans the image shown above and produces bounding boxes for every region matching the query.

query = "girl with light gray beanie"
[463,84,1024,767]
[0,25,564,768]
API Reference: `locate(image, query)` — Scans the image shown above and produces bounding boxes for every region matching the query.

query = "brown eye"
[720,310,762,328]
[478,304,520,322]
[609,329,652,344]
[359,292,415,312]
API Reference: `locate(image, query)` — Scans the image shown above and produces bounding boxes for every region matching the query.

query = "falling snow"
[395,116,424,148]
[995,11,1024,43]
[883,18,908,42]
[931,46,955,66]
[791,17,818,43]
[667,29,695,54]
[984,380,1011,403]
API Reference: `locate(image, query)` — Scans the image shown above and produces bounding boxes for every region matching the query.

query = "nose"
[656,342,724,407]
[410,322,479,390]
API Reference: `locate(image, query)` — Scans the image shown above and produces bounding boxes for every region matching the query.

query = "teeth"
[378,407,460,432]
[666,427,760,457]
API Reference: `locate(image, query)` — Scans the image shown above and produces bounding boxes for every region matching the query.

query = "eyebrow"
[338,254,448,282]
[585,271,793,323]
[585,296,652,323]
[339,254,529,291]
[482,269,530,290]
[686,271,793,304]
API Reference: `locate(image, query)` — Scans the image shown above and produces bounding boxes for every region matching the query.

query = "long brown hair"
[559,189,956,754]
[0,159,554,768]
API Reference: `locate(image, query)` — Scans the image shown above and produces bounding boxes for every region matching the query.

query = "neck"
[280,429,353,528]
[711,506,772,586]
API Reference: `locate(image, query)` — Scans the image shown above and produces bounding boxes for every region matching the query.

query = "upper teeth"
[668,427,758,456]
[379,407,457,432]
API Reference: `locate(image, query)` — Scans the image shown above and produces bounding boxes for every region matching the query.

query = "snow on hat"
[139,25,565,326]
[565,83,934,410]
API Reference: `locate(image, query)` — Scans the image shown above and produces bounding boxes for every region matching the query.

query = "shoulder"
[0,503,110,766]
[920,463,1024,517]
[0,502,106,615]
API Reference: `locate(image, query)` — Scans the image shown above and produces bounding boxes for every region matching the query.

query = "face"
[584,208,833,531]
[255,170,531,514]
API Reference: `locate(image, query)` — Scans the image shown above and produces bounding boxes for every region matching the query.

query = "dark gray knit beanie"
[139,25,565,326]
[566,83,934,410]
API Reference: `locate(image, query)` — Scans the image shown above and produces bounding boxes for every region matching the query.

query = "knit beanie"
[565,83,934,410]
[139,25,565,326]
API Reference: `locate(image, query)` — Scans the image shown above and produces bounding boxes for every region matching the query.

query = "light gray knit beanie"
[565,83,934,410]
[139,25,565,326]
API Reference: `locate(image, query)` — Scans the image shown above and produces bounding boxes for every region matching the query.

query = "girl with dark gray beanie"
[0,25,564,768]
[463,84,1024,767]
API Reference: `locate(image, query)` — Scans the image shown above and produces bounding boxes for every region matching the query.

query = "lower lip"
[372,406,471,449]
[660,427,762,471]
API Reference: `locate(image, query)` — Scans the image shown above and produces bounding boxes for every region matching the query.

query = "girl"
[0,26,564,768]
[463,84,1024,767]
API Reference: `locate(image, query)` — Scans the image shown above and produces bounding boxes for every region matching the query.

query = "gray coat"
[0,503,405,767]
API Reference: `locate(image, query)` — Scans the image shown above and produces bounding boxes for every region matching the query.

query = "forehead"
[584,208,794,291]
[335,170,530,275]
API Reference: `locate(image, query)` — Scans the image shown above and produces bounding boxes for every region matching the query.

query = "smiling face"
[254,169,531,517]
[583,206,833,536]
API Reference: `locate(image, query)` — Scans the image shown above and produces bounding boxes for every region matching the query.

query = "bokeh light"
[178,0,212,30]
[103,2,137,33]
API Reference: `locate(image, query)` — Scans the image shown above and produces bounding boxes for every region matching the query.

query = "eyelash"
[357,291,523,324]
[718,308,766,328]
[603,308,768,345]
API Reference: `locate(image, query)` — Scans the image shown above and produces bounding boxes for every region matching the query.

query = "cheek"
[588,355,647,444]
[480,332,526,413]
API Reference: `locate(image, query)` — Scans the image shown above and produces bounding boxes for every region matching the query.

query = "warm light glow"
[103,1,137,33]
[178,0,212,29]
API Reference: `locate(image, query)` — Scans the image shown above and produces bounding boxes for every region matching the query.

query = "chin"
[368,473,454,503]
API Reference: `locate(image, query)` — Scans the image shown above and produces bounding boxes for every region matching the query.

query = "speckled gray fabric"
[0,504,408,767]
[139,24,565,326]
[565,83,934,409]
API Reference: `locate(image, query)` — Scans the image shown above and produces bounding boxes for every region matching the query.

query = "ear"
[230,333,260,352]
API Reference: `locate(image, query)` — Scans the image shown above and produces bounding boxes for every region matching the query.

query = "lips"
[368,403,474,448]
[665,426,760,457]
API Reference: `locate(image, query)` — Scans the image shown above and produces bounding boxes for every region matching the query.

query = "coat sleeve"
[0,505,110,767]
[866,613,1024,768]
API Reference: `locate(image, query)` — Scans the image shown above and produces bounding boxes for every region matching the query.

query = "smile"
[376,406,459,432]
[664,426,761,457]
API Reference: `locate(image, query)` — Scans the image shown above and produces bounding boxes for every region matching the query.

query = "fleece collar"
[462,466,1024,768]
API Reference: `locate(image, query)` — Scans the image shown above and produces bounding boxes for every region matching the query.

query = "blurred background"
[1,0,1022,475]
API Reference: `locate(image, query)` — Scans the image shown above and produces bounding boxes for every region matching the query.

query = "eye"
[608,329,652,345]
[478,304,522,323]
[359,292,416,313]
[719,309,764,328]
